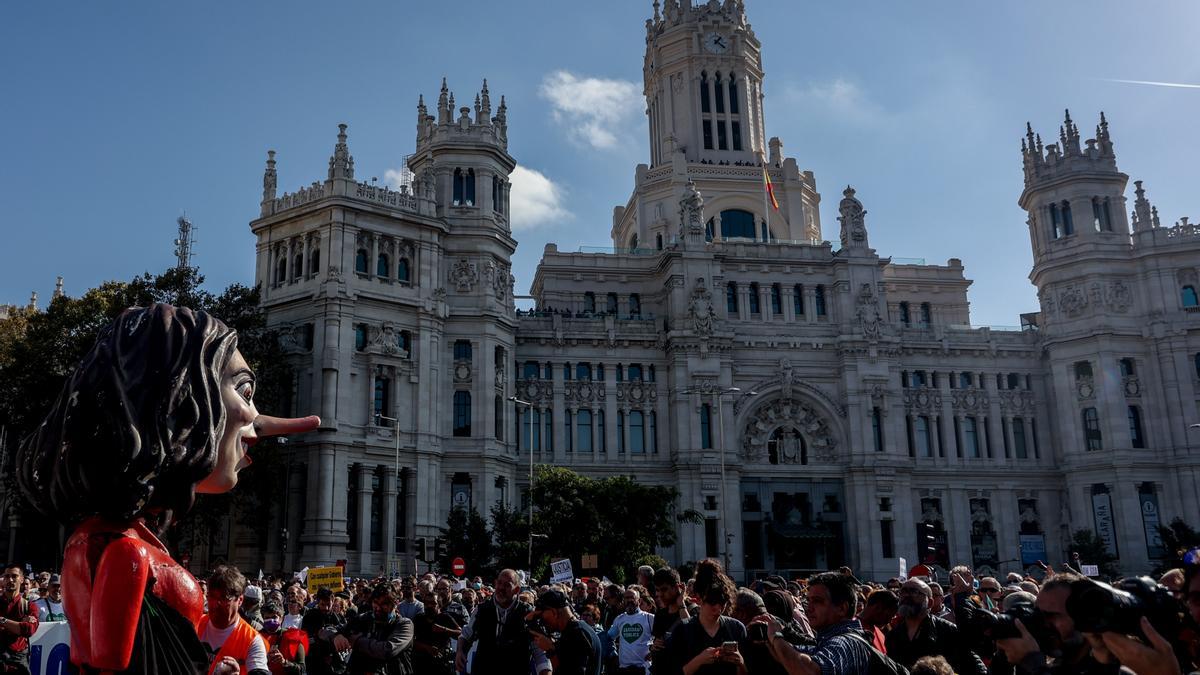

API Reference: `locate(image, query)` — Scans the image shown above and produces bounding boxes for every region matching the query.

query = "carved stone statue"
[688,277,717,335]
[779,358,795,401]
[679,179,705,238]
[838,186,869,249]
[855,283,882,340]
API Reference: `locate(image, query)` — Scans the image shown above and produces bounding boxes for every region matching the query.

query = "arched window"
[629,411,645,453]
[453,168,464,206]
[1082,407,1102,451]
[1093,197,1113,232]
[1061,201,1075,235]
[719,209,757,239]
[714,71,725,114]
[276,257,287,284]
[700,70,710,113]
[770,284,783,316]
[815,285,827,316]
[920,302,932,326]
[453,391,472,437]
[793,284,804,316]
[748,283,761,314]
[377,253,390,278]
[577,410,592,452]
[355,249,369,274]
[465,168,476,206]
[700,404,712,449]
[899,302,911,325]
[310,248,320,275]
[727,282,738,314]
[373,376,391,421]
[1182,285,1199,307]
[606,292,618,314]
[397,258,410,283]
[629,293,641,317]
[728,73,739,114]
[768,427,807,465]
[293,253,303,280]
[583,292,596,314]
[1128,406,1145,448]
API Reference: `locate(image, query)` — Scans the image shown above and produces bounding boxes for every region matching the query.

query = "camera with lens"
[1066,576,1180,639]
[976,599,1054,648]
[525,616,547,635]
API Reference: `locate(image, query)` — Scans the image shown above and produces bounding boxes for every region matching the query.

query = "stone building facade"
[245,0,1200,581]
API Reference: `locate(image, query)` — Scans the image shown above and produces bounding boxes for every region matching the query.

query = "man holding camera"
[527,588,602,675]
[885,578,987,675]
[753,572,873,675]
[994,573,1122,675]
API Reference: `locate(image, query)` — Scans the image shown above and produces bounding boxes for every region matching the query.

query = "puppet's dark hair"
[17,303,236,531]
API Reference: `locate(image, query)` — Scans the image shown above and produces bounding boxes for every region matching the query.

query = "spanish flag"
[763,166,780,211]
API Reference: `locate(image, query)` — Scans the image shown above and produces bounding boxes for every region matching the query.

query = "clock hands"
[714,36,727,49]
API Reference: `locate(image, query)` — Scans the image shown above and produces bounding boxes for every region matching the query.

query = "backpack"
[847,632,910,675]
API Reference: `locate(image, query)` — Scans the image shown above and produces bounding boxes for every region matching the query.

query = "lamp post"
[681,386,754,572]
[509,396,534,574]
[376,414,403,576]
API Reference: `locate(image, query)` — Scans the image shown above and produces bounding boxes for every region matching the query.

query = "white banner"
[550,558,574,584]
[899,557,907,581]
[30,621,70,675]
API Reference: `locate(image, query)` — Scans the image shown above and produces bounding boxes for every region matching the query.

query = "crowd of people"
[3,557,1200,675]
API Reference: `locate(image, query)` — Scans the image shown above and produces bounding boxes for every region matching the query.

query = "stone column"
[804,287,817,323]
[356,463,373,574]
[759,285,771,323]
[720,77,734,152]
[371,234,379,280]
[403,467,417,574]
[1004,416,1017,461]
[782,286,796,322]
[301,236,310,279]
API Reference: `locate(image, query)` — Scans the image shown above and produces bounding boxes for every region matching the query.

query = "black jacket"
[886,614,988,675]
[468,598,536,675]
[344,613,414,675]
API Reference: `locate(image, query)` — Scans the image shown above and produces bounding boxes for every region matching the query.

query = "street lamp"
[508,396,535,574]
[681,386,756,572]
[376,414,403,576]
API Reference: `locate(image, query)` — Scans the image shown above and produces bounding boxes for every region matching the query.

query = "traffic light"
[920,522,937,562]
[417,537,429,561]
[434,537,448,560]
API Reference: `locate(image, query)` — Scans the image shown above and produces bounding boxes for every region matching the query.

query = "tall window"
[1119,358,1136,377]
[597,410,606,452]
[397,258,410,283]
[727,282,739,314]
[1074,361,1093,380]
[276,257,287,284]
[454,340,472,362]
[899,302,911,326]
[583,292,596,313]
[629,294,642,316]
[606,292,619,314]
[649,411,657,452]
[728,75,739,113]
[714,72,725,113]
[915,416,932,457]
[718,209,757,239]
[494,395,504,440]
[1183,286,1199,308]
[920,302,932,326]
[453,168,464,206]
[492,175,503,213]
[293,253,303,280]
[617,411,625,453]
[629,411,645,453]
[347,466,359,550]
[1093,197,1113,232]
[373,377,390,421]
[702,120,714,151]
[815,285,827,316]
[355,324,367,351]
[355,249,368,274]
[872,407,884,452]
[627,364,643,381]
[700,404,713,449]
[309,248,320,275]
[1082,407,1102,451]
[565,411,573,452]
[1013,417,1028,459]
[793,284,804,316]
[577,410,593,452]
[731,121,743,151]
[1194,353,1200,379]
[377,253,390,278]
[465,169,476,205]
[881,520,895,559]
[963,417,979,458]
[700,71,711,113]
[453,391,472,437]
[748,283,761,314]
[771,284,783,316]
[544,412,553,452]
[1128,406,1145,448]
[576,363,592,380]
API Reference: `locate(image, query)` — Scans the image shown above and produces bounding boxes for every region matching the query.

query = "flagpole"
[761,152,770,242]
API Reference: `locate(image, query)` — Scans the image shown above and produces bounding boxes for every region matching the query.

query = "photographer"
[526,589,602,675]
[886,578,987,675]
[994,573,1121,675]
[752,572,873,675]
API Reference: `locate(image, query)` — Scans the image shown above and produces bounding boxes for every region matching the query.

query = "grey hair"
[734,588,766,616]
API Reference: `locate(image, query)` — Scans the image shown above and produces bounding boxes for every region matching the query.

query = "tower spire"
[480,79,492,124]
[262,150,277,203]
[327,123,355,181]
[438,77,450,124]
[1131,179,1159,231]
[53,276,64,300]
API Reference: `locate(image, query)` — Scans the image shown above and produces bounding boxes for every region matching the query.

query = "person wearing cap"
[241,584,265,631]
[530,588,602,675]
[33,574,66,623]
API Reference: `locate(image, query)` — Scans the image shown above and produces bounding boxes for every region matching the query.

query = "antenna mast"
[174,214,197,270]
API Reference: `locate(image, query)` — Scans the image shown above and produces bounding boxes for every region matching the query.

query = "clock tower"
[643,0,765,165]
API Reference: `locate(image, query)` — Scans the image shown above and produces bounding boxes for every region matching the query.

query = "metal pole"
[377,415,403,576]
[716,393,730,571]
[509,397,534,577]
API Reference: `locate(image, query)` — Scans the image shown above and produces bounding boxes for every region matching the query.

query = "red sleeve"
[17,602,37,637]
[89,537,151,670]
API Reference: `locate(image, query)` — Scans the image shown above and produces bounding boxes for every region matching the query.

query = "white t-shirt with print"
[608,610,654,670]
[200,620,268,672]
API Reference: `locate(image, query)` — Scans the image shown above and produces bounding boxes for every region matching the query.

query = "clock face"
[703,31,730,54]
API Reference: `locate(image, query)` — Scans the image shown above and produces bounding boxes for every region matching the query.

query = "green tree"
[490,501,530,576]
[439,506,494,578]
[1157,517,1200,569]
[528,465,691,582]
[1069,529,1121,578]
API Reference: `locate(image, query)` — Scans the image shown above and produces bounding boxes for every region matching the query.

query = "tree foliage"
[1069,528,1121,578]
[437,507,494,579]
[1156,517,1200,569]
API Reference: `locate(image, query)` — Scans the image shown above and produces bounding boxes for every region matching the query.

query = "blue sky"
[1,1,1196,325]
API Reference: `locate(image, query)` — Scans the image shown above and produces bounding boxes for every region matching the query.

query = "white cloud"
[509,165,571,230]
[538,70,642,150]
[383,168,412,190]
[781,77,887,126]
